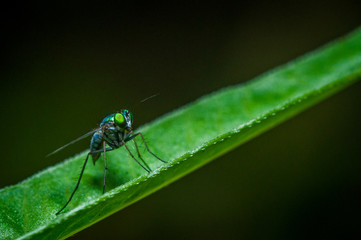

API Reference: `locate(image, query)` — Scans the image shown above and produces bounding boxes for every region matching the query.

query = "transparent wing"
[46,129,98,157]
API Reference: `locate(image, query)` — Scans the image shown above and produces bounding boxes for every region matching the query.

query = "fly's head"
[114,109,134,133]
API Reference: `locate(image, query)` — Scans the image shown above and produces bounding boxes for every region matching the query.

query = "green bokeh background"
[1,1,360,239]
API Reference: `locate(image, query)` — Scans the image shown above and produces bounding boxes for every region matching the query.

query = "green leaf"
[1,28,361,240]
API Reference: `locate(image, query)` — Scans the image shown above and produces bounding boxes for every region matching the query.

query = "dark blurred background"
[1,1,361,239]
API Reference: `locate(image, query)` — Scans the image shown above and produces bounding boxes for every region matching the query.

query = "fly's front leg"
[126,132,167,163]
[133,139,152,172]
[122,139,151,173]
[118,132,151,172]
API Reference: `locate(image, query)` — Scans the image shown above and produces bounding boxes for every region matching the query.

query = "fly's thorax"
[100,114,115,126]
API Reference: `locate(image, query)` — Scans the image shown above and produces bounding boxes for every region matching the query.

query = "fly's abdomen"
[90,130,103,164]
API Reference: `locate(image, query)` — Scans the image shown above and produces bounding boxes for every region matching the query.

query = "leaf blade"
[1,27,361,240]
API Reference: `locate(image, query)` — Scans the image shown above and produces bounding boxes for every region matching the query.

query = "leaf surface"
[1,28,361,240]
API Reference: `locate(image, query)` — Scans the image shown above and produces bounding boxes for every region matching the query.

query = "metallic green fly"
[49,109,166,215]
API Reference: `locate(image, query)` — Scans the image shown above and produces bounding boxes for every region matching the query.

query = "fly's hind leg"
[56,145,114,215]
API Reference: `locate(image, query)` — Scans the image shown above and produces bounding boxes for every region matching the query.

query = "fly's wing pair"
[46,129,98,157]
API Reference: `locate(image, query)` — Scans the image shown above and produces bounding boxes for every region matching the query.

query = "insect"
[49,109,166,215]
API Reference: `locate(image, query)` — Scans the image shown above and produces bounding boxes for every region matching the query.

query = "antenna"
[140,93,159,103]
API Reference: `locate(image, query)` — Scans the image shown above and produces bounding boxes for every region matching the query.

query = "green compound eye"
[114,113,125,126]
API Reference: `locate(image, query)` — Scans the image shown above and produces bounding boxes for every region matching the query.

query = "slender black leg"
[122,140,151,173]
[133,139,152,172]
[56,146,114,215]
[56,153,90,215]
[127,132,167,163]
[103,141,107,194]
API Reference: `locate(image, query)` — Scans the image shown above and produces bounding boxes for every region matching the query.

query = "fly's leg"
[103,141,107,194]
[133,139,152,172]
[122,140,151,173]
[126,132,167,163]
[55,153,90,215]
[56,146,114,215]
